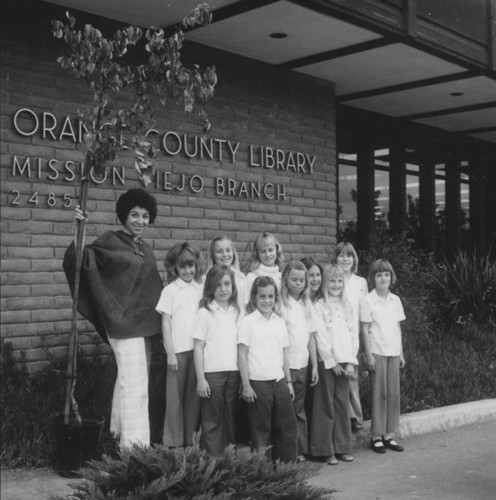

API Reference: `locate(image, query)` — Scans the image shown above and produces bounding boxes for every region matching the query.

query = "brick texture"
[0,0,337,369]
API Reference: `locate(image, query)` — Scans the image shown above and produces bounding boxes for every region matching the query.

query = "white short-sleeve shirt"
[193,302,239,372]
[237,310,288,381]
[155,278,203,353]
[360,289,406,357]
[281,297,314,370]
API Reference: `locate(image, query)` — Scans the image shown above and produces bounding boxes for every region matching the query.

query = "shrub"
[357,229,437,328]
[430,250,496,334]
[53,436,329,500]
[0,342,63,467]
[355,231,496,420]
[0,340,117,468]
[400,325,496,412]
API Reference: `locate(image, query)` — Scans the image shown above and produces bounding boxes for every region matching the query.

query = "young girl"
[300,257,324,304]
[193,265,241,455]
[300,257,324,430]
[332,242,368,432]
[237,276,297,462]
[309,264,357,465]
[360,259,406,454]
[245,232,285,294]
[207,236,247,310]
[280,261,318,462]
[155,242,205,448]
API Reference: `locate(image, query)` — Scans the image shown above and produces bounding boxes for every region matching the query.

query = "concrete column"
[469,153,486,254]
[484,152,496,258]
[445,152,461,258]
[356,139,375,249]
[419,157,437,254]
[389,141,407,234]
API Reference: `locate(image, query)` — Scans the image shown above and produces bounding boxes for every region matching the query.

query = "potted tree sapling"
[51,3,217,475]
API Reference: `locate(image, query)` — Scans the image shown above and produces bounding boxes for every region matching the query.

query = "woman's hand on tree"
[74,205,88,222]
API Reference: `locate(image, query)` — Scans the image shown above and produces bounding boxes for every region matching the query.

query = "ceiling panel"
[296,43,465,95]
[413,108,496,131]
[343,76,496,117]
[186,0,381,65]
[469,131,496,143]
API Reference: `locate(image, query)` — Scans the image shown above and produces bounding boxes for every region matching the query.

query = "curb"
[352,398,496,448]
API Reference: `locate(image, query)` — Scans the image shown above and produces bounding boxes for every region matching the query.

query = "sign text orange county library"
[10,108,317,205]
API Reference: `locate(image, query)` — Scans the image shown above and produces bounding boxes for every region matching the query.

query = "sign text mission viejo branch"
[10,108,317,205]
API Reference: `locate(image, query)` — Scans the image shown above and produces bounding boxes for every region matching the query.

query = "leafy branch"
[51,3,216,184]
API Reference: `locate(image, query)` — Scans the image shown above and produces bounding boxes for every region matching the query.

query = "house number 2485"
[10,190,73,208]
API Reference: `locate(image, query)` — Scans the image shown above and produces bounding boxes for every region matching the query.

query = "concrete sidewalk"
[310,418,496,500]
[2,399,495,500]
[353,398,496,448]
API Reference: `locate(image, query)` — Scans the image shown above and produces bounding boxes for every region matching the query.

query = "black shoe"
[370,438,386,454]
[382,438,404,452]
[351,418,363,432]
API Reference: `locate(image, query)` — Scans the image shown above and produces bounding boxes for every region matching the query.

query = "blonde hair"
[207,236,241,272]
[322,264,353,319]
[246,232,285,272]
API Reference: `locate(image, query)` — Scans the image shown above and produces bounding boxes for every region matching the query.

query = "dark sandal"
[370,438,386,454]
[382,438,404,452]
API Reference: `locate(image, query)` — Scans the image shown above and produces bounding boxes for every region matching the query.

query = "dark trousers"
[200,371,240,455]
[246,379,297,462]
[290,366,308,455]
[309,362,351,456]
[163,350,200,447]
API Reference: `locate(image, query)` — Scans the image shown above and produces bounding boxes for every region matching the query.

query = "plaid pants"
[108,336,151,449]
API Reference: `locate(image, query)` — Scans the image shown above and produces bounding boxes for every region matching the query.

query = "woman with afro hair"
[64,188,163,449]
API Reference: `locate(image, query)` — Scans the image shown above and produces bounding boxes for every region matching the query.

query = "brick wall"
[0,1,337,370]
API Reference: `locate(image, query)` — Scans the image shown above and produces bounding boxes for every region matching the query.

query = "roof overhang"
[44,0,496,149]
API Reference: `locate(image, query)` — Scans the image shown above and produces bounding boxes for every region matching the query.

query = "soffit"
[44,0,496,146]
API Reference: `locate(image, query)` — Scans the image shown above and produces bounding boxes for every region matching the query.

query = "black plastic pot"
[54,414,105,477]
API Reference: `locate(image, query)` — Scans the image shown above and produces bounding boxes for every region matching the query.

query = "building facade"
[1,0,495,369]
[1,0,337,368]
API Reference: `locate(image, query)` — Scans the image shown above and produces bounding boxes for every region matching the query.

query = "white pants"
[108,336,150,449]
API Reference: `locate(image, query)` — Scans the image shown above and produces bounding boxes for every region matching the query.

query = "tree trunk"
[64,155,91,425]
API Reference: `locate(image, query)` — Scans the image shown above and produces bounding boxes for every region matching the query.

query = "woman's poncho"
[63,230,163,343]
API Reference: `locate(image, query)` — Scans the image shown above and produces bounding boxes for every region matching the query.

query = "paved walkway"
[310,419,496,500]
[2,400,496,500]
